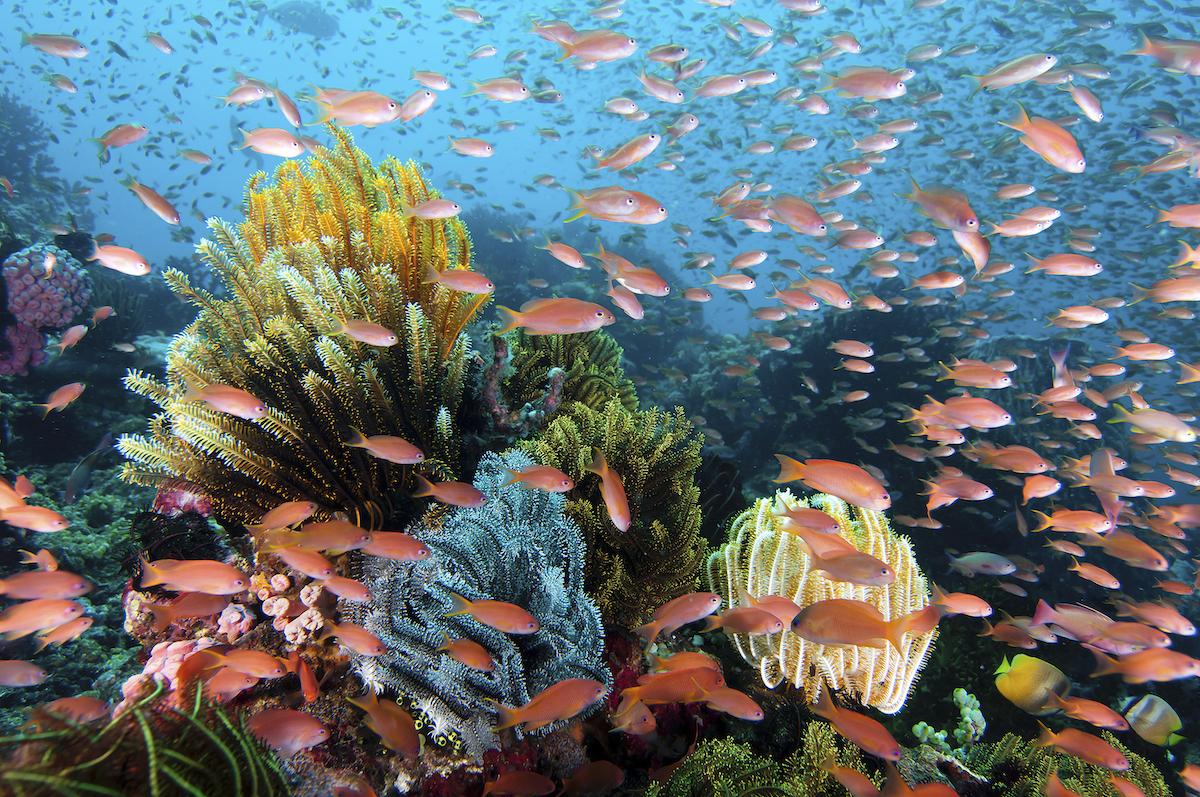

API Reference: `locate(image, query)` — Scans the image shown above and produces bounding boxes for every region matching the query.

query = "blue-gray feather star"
[345,450,609,759]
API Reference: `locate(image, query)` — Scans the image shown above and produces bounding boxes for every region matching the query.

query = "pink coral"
[0,321,46,376]
[117,637,218,711]
[0,243,91,376]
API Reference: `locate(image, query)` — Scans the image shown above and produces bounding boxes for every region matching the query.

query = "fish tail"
[1031,599,1056,627]
[1088,644,1120,678]
[94,140,110,164]
[138,556,164,588]
[993,655,1011,675]
[966,75,984,98]
[635,619,662,644]
[345,426,367,448]
[771,453,805,483]
[554,41,574,62]
[444,590,473,618]
[147,603,173,633]
[585,447,608,478]
[700,615,722,632]
[489,698,523,731]
[494,305,522,334]
[977,618,994,638]
[500,468,522,487]
[562,188,587,223]
[1034,721,1056,748]
[810,681,835,720]
[1127,33,1155,57]
[1030,510,1052,532]
[422,263,442,284]
[435,630,452,652]
[1106,403,1133,425]
[412,473,436,498]
[1128,283,1150,304]
[1000,102,1031,133]
[935,361,954,381]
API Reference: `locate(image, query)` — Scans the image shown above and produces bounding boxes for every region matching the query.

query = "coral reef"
[0,243,91,375]
[345,450,608,760]
[497,330,638,415]
[0,685,290,796]
[519,398,706,628]
[644,720,876,797]
[118,126,490,527]
[705,490,937,713]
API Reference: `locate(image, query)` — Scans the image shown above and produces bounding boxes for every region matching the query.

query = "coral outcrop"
[118,126,489,527]
[706,490,936,713]
[0,243,91,375]
[345,450,608,760]
[519,398,706,628]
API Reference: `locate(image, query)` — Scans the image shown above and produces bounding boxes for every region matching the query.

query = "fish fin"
[585,447,608,477]
[500,468,522,487]
[1087,644,1120,678]
[993,656,1011,675]
[147,603,173,633]
[635,619,662,644]
[1031,599,1056,627]
[1167,733,1185,746]
[494,305,521,334]
[1128,283,1150,304]
[810,680,835,720]
[488,698,523,731]
[1034,721,1055,747]
[412,473,435,497]
[700,615,722,633]
[1106,403,1133,425]
[1127,33,1155,57]
[138,556,164,588]
[1029,510,1052,532]
[444,590,472,618]
[422,264,442,284]
[345,426,368,448]
[771,453,805,483]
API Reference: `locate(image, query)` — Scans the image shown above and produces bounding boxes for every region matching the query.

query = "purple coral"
[482,334,565,438]
[0,243,91,375]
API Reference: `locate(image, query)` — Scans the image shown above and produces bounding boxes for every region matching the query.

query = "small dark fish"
[63,433,114,505]
[107,40,130,59]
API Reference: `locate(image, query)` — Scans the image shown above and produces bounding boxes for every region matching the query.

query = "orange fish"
[496,298,616,335]
[810,682,902,760]
[123,178,180,224]
[246,708,329,757]
[1000,103,1085,173]
[140,558,248,595]
[773,455,891,511]
[348,691,420,758]
[1089,647,1200,683]
[37,382,86,417]
[636,592,722,644]
[585,448,630,531]
[791,599,940,651]
[446,592,539,634]
[437,632,494,671]
[503,465,574,493]
[346,428,424,464]
[413,474,486,507]
[1035,723,1129,770]
[493,678,607,732]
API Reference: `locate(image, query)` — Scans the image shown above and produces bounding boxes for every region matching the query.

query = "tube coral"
[344,450,608,760]
[705,490,936,714]
[117,126,489,527]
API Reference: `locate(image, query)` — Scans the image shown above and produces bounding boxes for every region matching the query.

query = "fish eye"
[388,102,397,109]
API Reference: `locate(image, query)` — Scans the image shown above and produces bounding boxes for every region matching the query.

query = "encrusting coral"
[118,126,489,527]
[494,330,638,416]
[705,490,937,714]
[344,450,608,760]
[519,397,707,628]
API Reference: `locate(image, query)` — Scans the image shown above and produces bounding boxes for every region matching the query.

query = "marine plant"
[965,730,1170,797]
[344,450,608,760]
[644,720,877,797]
[518,397,706,627]
[0,685,290,797]
[705,490,937,713]
[118,126,489,527]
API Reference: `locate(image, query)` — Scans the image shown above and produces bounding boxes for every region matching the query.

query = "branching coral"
[705,490,936,714]
[645,720,877,797]
[0,686,290,797]
[344,450,608,760]
[518,398,706,628]
[965,731,1170,797]
[117,126,489,527]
